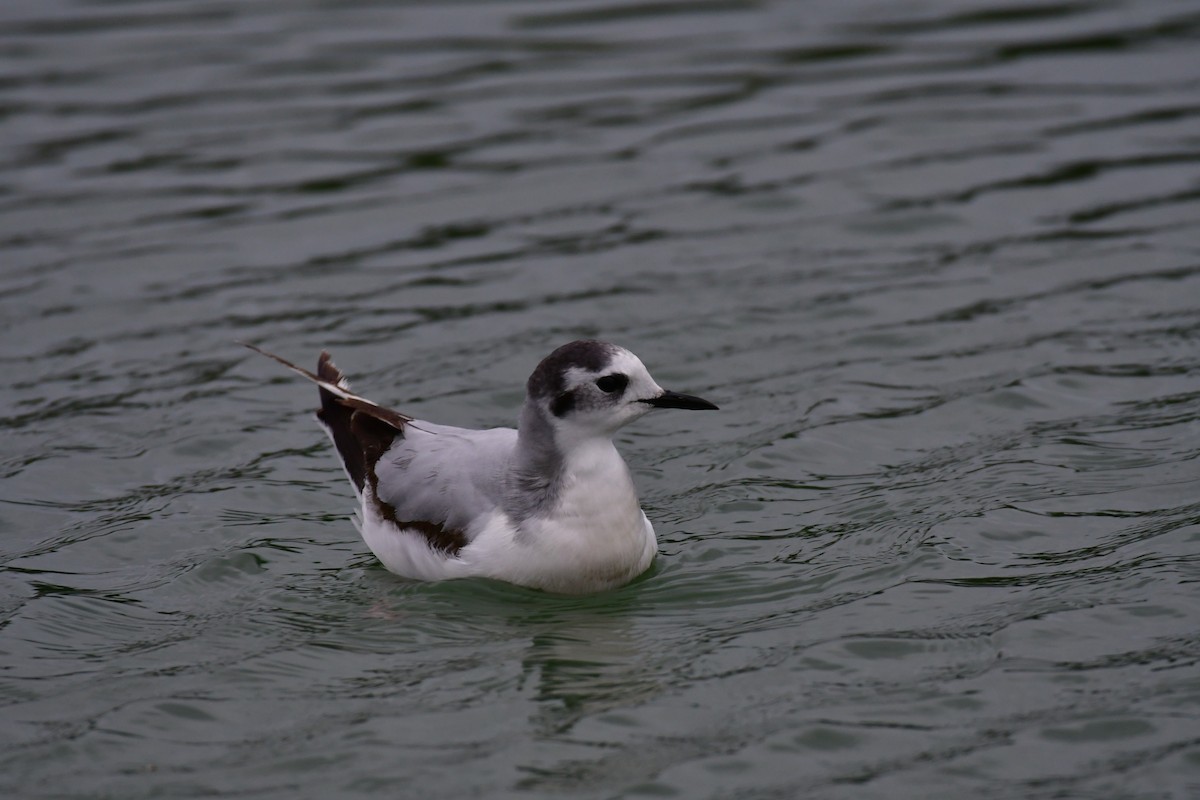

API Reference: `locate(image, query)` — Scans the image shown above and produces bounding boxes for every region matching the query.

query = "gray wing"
[373,421,517,538]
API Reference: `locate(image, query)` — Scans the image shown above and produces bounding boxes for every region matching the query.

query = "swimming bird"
[245,340,718,594]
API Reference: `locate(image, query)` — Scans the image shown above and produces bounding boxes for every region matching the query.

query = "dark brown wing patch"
[313,351,419,492]
[316,352,370,492]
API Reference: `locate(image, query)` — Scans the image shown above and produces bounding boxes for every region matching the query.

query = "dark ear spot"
[551,389,576,417]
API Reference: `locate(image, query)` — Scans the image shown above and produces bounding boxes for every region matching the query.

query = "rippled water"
[3,0,1199,797]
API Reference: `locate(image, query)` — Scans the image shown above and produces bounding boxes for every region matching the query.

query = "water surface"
[2,0,1199,797]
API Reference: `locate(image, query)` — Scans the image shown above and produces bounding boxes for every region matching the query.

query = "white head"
[524,340,718,442]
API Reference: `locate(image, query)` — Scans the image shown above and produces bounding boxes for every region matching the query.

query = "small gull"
[245,340,718,594]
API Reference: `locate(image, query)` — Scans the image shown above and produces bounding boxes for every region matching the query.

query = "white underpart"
[356,483,474,582]
[354,435,655,595]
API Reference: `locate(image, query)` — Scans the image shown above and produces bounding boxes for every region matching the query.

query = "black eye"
[595,373,628,394]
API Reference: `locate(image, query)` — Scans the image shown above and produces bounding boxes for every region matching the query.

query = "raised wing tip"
[316,350,349,388]
[243,342,414,428]
[241,341,324,384]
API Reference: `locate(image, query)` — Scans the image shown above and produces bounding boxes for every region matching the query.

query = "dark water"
[2,0,1199,797]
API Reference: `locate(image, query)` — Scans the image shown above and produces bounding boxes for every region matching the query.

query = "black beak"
[642,389,719,411]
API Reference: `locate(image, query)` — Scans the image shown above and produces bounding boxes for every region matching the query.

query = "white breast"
[477,438,657,593]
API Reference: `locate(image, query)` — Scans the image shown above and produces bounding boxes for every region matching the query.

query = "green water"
[2,0,1198,797]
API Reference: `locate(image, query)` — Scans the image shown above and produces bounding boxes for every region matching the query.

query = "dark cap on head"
[526,340,617,399]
